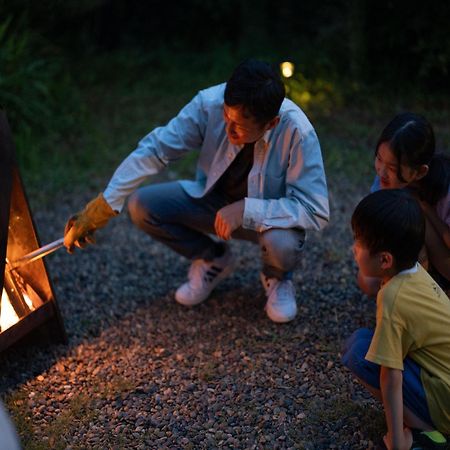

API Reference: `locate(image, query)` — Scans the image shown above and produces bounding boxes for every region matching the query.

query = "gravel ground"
[0,176,389,449]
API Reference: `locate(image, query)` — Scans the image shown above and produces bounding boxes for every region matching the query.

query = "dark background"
[1,0,449,195]
[0,0,450,92]
[3,0,450,89]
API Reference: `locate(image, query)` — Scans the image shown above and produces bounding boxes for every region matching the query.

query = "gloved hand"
[64,193,118,253]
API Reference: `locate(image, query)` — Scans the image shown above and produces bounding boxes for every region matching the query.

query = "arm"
[64,91,208,250]
[380,366,412,450]
[103,91,207,212]
[243,127,329,232]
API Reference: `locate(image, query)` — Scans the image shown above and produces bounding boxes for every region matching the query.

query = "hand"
[214,200,245,240]
[64,217,97,253]
[64,193,118,253]
[383,427,413,450]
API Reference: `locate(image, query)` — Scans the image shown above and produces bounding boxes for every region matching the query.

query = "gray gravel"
[0,176,386,449]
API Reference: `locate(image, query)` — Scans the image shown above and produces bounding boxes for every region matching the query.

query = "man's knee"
[128,190,153,228]
[259,228,305,269]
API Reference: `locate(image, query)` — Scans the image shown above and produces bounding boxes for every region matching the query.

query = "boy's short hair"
[224,59,285,125]
[351,189,425,271]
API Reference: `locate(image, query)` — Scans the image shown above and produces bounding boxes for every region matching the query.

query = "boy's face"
[223,104,278,146]
[352,239,384,278]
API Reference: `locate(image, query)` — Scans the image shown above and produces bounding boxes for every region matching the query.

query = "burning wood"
[1,239,63,332]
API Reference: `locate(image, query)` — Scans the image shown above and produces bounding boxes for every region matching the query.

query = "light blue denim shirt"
[104,83,329,233]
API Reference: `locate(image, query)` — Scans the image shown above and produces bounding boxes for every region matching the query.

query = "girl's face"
[375,142,424,189]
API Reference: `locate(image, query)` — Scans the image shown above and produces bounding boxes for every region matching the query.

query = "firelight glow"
[0,288,34,331]
[280,61,294,78]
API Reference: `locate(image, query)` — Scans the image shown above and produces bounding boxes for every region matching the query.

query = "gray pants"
[128,181,305,280]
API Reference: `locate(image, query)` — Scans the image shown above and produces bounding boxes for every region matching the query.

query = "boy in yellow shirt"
[342,189,450,450]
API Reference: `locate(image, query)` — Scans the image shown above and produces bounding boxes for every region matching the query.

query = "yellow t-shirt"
[366,264,450,433]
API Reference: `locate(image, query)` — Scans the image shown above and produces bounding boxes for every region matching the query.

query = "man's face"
[223,104,274,146]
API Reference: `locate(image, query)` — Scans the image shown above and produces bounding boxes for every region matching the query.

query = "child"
[342,189,450,450]
[358,112,450,297]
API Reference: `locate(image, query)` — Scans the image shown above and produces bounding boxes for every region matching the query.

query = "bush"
[0,16,87,195]
[0,17,55,128]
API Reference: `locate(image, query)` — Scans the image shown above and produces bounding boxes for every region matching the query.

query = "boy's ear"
[415,164,429,181]
[380,251,394,270]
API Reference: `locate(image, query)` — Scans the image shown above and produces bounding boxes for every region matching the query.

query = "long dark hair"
[376,112,449,204]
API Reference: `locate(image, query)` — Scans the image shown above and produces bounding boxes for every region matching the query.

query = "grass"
[287,395,385,447]
[10,48,236,203]
[2,16,449,202]
[6,42,449,205]
[3,374,137,449]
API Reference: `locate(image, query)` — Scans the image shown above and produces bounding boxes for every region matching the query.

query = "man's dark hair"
[351,189,425,271]
[224,59,285,125]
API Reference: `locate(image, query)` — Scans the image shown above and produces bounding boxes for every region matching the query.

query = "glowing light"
[281,61,294,78]
[23,292,34,309]
[1,288,35,332]
[1,289,19,331]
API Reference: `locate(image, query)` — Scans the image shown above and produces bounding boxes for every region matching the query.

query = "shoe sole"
[265,306,297,323]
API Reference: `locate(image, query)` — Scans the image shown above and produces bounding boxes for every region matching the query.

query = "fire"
[1,287,35,332]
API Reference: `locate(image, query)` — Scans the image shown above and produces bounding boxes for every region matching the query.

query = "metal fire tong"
[2,238,64,321]
[8,238,65,272]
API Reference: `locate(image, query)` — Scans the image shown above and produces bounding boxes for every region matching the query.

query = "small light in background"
[280,61,294,78]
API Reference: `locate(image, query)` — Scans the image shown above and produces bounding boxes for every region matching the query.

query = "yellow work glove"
[64,193,118,253]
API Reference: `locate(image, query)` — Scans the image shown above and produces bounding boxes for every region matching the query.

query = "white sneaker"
[175,248,235,306]
[260,273,297,323]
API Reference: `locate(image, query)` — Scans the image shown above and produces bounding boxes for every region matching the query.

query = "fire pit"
[0,111,66,352]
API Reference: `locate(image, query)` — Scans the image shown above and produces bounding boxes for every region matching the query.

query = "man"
[64,59,329,323]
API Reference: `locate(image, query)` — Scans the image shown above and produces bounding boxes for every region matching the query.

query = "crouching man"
[64,59,329,323]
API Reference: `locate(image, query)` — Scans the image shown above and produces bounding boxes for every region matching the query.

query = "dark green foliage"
[2,0,448,88]
[0,17,55,128]
[0,1,448,200]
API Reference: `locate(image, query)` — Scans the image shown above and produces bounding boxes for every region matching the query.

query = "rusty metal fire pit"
[0,111,66,352]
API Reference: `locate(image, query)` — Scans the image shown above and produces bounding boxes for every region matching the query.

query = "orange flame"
[1,288,35,331]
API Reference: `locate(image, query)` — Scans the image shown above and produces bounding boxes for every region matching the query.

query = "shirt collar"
[398,262,419,275]
[254,130,270,152]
